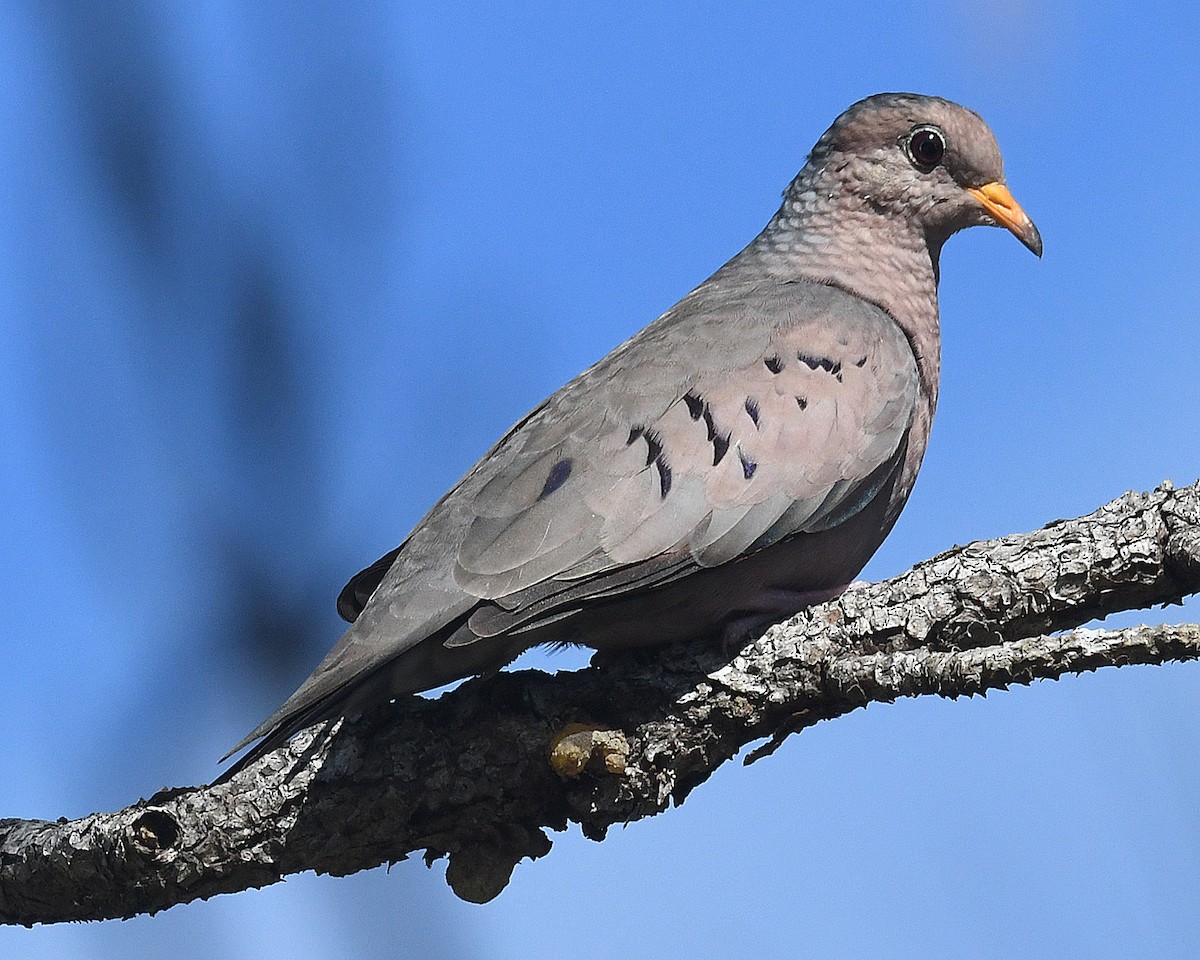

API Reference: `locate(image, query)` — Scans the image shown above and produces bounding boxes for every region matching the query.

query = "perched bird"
[224,92,1041,774]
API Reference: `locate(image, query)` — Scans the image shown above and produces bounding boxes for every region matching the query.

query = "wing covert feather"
[446,279,920,627]
[340,279,921,653]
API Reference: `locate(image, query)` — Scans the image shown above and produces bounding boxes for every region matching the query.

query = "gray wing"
[452,280,919,638]
[227,278,918,760]
[359,277,917,643]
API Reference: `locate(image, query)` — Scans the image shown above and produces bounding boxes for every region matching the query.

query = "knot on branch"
[131,810,180,856]
[437,824,553,903]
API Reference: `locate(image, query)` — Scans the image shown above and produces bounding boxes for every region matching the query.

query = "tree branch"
[3,480,1198,925]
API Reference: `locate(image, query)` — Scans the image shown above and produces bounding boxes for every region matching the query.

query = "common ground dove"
[224,92,1041,773]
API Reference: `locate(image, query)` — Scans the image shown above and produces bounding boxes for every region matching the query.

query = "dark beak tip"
[1025,226,1044,258]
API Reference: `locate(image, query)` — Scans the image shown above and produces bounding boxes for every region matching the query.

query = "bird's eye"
[905,127,946,170]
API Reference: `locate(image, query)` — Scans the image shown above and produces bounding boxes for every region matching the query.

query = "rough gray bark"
[2,480,1198,925]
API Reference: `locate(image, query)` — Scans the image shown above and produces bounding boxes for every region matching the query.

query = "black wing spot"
[744,397,760,427]
[738,448,757,479]
[699,404,730,464]
[682,392,704,420]
[644,431,663,467]
[764,355,784,374]
[798,352,844,381]
[712,432,730,466]
[795,395,808,410]
[797,352,833,372]
[855,354,868,368]
[626,426,644,445]
[538,458,573,499]
[654,453,672,498]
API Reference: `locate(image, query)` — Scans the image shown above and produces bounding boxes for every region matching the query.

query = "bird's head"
[795,93,1042,257]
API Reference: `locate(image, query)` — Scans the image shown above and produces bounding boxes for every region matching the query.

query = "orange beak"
[967,182,1043,257]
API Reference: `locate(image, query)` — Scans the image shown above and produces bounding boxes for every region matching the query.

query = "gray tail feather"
[214,688,347,785]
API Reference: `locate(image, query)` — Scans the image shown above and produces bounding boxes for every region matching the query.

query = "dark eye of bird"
[906,127,946,170]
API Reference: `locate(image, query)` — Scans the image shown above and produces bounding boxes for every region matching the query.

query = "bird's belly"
[558,478,901,651]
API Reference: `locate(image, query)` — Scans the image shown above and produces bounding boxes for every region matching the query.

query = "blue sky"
[1,1,1197,957]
